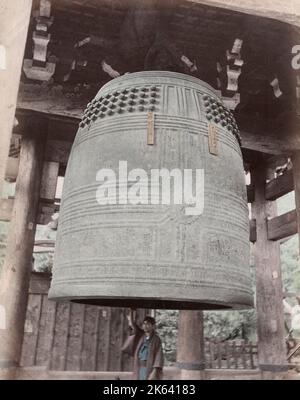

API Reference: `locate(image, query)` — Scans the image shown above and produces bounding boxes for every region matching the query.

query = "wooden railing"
[204,339,258,369]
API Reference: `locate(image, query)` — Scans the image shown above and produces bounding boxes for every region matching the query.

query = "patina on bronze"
[48,71,252,310]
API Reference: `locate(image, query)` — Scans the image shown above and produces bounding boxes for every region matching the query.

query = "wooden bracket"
[40,161,59,202]
[270,77,283,98]
[226,65,242,92]
[23,0,55,81]
[216,38,244,110]
[249,219,257,243]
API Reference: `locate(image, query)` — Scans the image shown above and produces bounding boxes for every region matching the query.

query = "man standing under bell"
[123,309,164,380]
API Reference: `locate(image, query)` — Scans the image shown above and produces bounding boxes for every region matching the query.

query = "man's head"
[142,316,156,335]
[296,296,300,305]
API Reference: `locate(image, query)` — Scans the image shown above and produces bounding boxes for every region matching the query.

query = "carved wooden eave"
[23,0,56,81]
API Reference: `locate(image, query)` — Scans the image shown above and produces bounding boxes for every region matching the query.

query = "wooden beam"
[15,107,300,156]
[247,184,254,203]
[45,140,72,165]
[237,113,300,155]
[0,1,32,199]
[17,83,89,120]
[15,111,74,165]
[47,117,77,143]
[15,109,78,140]
[251,165,287,373]
[34,240,55,247]
[249,219,257,243]
[266,156,289,170]
[267,210,298,241]
[265,170,294,201]
[0,200,59,225]
[240,129,298,155]
[40,161,59,202]
[34,240,55,253]
[291,152,300,256]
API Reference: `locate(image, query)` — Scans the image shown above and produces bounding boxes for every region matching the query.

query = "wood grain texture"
[65,303,85,371]
[0,130,46,376]
[251,165,287,369]
[267,210,298,241]
[40,161,59,202]
[292,152,300,255]
[20,274,135,372]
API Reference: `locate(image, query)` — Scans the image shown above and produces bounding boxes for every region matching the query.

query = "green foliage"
[281,236,300,294]
[277,192,295,215]
[33,225,56,273]
[0,221,55,274]
[155,307,258,365]
[155,310,178,365]
[203,309,257,341]
[278,193,300,297]
[33,252,53,274]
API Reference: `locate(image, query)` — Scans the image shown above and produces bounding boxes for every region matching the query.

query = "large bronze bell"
[48,71,253,310]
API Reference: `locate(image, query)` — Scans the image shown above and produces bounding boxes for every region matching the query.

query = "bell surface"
[48,71,253,310]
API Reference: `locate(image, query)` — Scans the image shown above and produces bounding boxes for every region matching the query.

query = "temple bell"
[48,71,253,310]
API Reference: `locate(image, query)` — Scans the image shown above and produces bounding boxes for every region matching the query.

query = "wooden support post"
[0,0,33,196]
[176,311,205,380]
[247,184,255,203]
[251,165,287,378]
[0,131,46,379]
[292,152,300,256]
[40,161,59,202]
